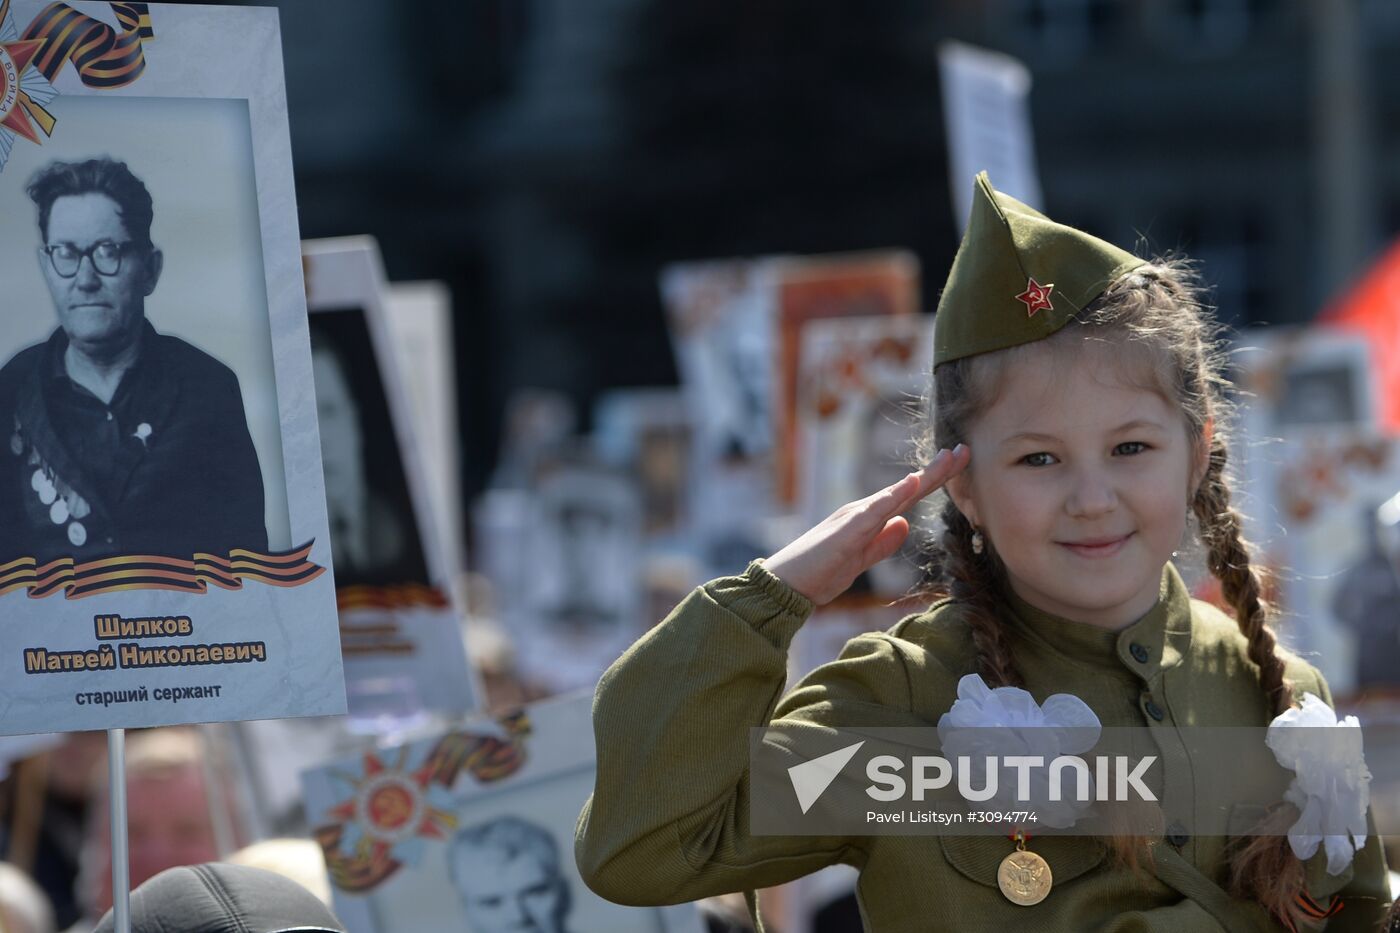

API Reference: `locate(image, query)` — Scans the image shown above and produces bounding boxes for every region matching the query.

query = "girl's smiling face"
[947,339,1211,630]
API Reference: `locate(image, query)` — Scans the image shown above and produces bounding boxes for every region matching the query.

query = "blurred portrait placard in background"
[662,257,785,577]
[592,388,693,545]
[1232,327,1400,700]
[512,463,645,694]
[774,250,920,505]
[1234,327,1375,442]
[662,250,920,579]
[0,2,344,734]
[303,238,477,721]
[1271,434,1400,699]
[302,694,705,933]
[796,315,935,606]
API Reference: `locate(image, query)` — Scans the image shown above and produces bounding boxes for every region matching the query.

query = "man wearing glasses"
[0,157,267,564]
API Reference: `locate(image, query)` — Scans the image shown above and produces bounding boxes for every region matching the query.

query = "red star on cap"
[1015,277,1055,317]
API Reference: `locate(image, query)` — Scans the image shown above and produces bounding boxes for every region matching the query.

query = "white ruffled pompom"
[1265,693,1370,875]
[937,673,1101,828]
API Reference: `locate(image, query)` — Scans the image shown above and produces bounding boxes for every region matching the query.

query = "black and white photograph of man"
[526,466,641,637]
[308,308,431,589]
[0,157,267,564]
[447,815,577,933]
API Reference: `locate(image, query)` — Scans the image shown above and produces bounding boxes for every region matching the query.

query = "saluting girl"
[576,174,1389,932]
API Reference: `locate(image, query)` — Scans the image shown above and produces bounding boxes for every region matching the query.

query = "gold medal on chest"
[998,831,1052,906]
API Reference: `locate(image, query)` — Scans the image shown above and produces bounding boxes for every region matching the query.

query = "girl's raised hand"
[761,444,970,607]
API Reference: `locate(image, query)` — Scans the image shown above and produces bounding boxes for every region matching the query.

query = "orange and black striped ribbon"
[313,823,401,893]
[1295,891,1343,920]
[1284,891,1344,931]
[336,582,450,612]
[0,540,325,600]
[419,711,532,787]
[21,2,153,89]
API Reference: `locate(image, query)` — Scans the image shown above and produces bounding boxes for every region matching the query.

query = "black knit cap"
[93,863,346,933]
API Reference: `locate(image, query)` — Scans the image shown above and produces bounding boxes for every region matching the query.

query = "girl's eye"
[1020,452,1056,467]
[1115,441,1149,456]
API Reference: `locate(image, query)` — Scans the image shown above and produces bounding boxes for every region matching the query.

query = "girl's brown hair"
[917,258,1304,927]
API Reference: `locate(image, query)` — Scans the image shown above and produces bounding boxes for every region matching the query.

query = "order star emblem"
[0,36,45,144]
[1016,277,1055,317]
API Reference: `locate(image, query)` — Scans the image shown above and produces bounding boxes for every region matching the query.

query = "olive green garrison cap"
[933,172,1145,367]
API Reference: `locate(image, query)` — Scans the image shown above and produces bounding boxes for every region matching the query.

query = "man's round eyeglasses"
[42,240,140,278]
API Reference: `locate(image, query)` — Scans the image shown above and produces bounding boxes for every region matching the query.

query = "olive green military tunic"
[576,560,1389,931]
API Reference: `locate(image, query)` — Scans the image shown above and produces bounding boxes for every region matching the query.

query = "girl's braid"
[1190,434,1291,713]
[939,498,1021,689]
[1192,431,1305,923]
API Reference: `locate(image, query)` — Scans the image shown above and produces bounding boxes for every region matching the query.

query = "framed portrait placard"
[302,693,705,933]
[1233,326,1376,441]
[662,251,920,578]
[661,257,783,578]
[383,281,463,578]
[774,250,920,505]
[514,462,645,694]
[1228,328,1400,698]
[592,387,693,544]
[0,2,345,733]
[303,237,477,719]
[1269,432,1400,699]
[796,314,934,605]
[1231,326,1377,541]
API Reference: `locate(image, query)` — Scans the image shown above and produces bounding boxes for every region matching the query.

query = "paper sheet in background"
[939,40,1042,228]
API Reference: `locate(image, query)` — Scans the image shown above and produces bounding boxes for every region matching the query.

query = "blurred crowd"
[0,728,332,932]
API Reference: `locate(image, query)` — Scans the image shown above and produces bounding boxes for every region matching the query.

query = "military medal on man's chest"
[17,423,93,548]
[998,830,1052,906]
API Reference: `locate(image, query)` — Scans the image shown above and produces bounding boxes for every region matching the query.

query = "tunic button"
[1167,823,1189,848]
[1144,698,1165,721]
[1129,642,1149,663]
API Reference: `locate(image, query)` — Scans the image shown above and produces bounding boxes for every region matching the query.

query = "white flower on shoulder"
[936,673,1101,828]
[1265,693,1370,876]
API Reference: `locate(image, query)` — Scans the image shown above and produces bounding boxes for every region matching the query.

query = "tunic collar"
[999,562,1194,683]
[44,320,153,398]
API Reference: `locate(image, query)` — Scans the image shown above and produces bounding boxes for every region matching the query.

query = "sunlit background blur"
[259,0,1400,494]
[5,3,1400,932]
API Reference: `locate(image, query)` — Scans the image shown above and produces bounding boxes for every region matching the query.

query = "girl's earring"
[971,530,985,555]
